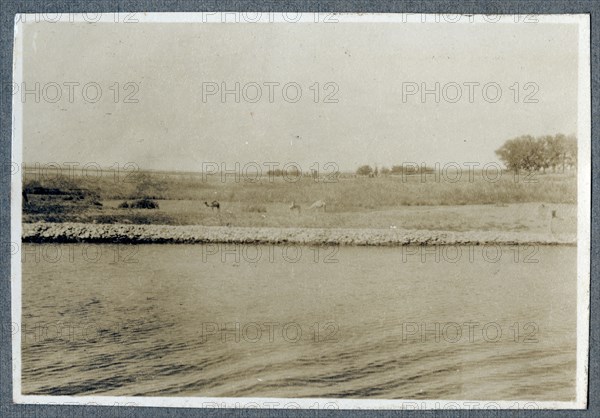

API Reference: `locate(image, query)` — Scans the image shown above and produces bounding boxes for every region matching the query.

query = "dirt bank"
[21,222,577,246]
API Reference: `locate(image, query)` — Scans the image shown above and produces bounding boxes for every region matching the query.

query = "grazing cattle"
[289,201,301,213]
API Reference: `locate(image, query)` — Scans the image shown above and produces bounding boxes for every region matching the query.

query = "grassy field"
[22,169,577,233]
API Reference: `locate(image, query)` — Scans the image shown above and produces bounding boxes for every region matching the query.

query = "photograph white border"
[10,12,591,410]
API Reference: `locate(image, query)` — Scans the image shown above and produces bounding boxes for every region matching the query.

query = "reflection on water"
[21,244,577,400]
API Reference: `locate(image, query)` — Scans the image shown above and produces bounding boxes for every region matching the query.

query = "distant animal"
[309,200,326,212]
[289,200,301,213]
[204,200,220,211]
[539,204,562,233]
[538,204,561,219]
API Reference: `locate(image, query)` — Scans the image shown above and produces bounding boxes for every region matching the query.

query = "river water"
[21,244,577,400]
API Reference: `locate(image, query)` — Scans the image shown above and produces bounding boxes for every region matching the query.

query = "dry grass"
[22,169,577,231]
[24,169,576,206]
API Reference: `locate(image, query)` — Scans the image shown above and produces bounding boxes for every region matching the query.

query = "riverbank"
[23,170,577,233]
[21,222,577,246]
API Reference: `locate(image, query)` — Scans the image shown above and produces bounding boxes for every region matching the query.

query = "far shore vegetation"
[21,134,577,230]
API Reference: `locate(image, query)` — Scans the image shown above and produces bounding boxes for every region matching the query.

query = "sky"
[20,19,580,172]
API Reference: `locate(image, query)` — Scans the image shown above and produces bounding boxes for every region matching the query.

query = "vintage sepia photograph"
[11,13,590,410]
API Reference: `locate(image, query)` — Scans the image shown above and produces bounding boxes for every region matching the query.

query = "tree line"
[495,134,577,173]
[356,165,434,177]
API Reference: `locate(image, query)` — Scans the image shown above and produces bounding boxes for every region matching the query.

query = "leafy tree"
[565,135,578,169]
[356,165,374,176]
[495,134,577,173]
[543,134,565,172]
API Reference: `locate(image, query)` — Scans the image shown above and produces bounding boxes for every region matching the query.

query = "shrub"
[118,198,159,209]
[130,198,159,209]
